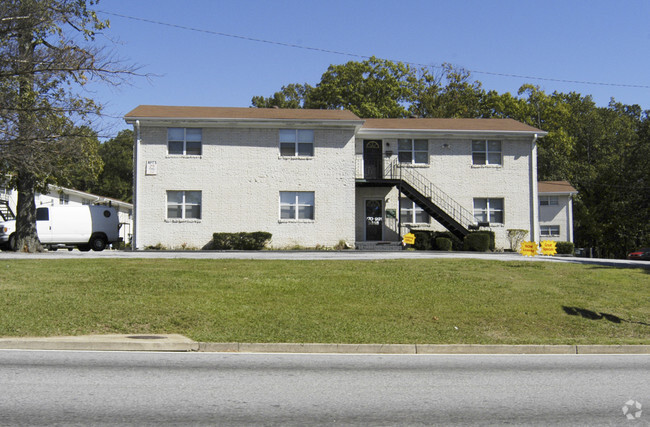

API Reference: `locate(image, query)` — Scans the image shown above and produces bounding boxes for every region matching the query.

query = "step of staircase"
[356,241,404,251]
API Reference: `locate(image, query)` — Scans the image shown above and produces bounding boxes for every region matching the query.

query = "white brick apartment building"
[125,106,549,250]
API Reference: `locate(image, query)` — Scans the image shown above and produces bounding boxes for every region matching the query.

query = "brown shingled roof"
[362,118,544,133]
[125,105,361,121]
[538,181,578,194]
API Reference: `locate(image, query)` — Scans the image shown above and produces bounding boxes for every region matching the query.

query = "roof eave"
[357,128,548,138]
[125,116,365,129]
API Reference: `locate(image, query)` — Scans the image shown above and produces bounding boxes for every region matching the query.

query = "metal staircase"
[0,191,15,222]
[0,199,14,222]
[383,160,476,240]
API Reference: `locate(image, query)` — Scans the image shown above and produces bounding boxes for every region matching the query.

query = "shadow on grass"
[563,306,650,327]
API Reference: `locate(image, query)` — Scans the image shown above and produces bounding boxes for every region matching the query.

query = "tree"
[0,0,135,252]
[92,129,133,202]
[251,83,312,109]
[252,57,422,118]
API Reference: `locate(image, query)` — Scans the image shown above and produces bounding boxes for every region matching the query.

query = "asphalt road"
[1,351,648,426]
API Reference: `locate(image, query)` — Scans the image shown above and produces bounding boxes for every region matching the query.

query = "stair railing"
[384,159,477,230]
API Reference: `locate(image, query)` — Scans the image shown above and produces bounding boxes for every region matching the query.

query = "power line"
[97,10,650,90]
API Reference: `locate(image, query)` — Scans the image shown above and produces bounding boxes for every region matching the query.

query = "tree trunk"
[13,9,41,253]
[15,172,42,253]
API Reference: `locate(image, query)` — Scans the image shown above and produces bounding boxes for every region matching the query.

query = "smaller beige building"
[538,181,578,243]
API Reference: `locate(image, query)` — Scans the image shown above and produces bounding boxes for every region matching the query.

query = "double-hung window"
[400,198,429,224]
[540,196,559,206]
[280,191,314,220]
[167,191,202,219]
[280,129,314,157]
[473,198,504,224]
[540,225,560,237]
[168,128,202,155]
[472,140,502,165]
[398,139,428,164]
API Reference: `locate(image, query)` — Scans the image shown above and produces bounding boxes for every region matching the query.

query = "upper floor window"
[401,198,429,224]
[168,128,202,155]
[472,140,501,165]
[59,193,69,205]
[540,196,559,206]
[280,191,314,220]
[473,198,504,224]
[398,139,428,164]
[167,190,201,219]
[280,129,314,157]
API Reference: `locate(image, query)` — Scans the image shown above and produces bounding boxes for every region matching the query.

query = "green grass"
[0,259,648,344]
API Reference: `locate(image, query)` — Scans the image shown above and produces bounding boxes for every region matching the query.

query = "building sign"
[366,216,382,226]
[145,161,158,175]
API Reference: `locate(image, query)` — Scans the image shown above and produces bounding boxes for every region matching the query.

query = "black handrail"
[384,159,476,229]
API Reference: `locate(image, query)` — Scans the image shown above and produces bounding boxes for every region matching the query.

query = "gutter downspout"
[529,134,539,242]
[132,120,140,251]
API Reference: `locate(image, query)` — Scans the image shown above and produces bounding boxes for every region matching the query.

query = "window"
[541,225,560,237]
[398,139,428,164]
[279,129,314,157]
[540,196,559,206]
[472,140,502,165]
[167,191,201,219]
[168,128,202,155]
[280,191,314,220]
[59,194,69,205]
[400,198,429,223]
[473,198,504,224]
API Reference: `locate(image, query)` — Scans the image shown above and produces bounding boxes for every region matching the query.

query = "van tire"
[8,234,17,251]
[90,235,107,252]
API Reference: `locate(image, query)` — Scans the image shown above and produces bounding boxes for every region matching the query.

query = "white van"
[0,205,120,251]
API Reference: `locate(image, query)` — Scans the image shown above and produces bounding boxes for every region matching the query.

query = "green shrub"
[464,232,490,252]
[412,231,433,250]
[555,241,575,255]
[210,232,272,250]
[431,231,463,251]
[435,237,452,251]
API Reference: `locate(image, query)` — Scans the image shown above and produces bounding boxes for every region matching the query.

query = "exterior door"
[363,140,382,179]
[365,199,383,241]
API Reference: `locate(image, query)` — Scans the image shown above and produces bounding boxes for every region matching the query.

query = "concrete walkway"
[2,249,649,268]
[0,334,648,354]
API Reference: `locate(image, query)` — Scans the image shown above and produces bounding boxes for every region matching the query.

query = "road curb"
[197,343,650,355]
[2,337,649,354]
[0,334,199,352]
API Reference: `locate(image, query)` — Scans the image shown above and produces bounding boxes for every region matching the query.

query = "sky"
[87,0,650,138]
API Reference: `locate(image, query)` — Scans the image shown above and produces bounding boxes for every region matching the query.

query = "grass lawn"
[0,259,648,345]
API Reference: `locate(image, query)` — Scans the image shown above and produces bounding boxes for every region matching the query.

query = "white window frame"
[472,140,502,165]
[540,225,560,237]
[59,193,69,205]
[279,129,314,157]
[400,198,429,224]
[168,128,202,156]
[279,191,314,220]
[540,196,559,206]
[398,139,429,164]
[473,198,504,224]
[166,190,202,219]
